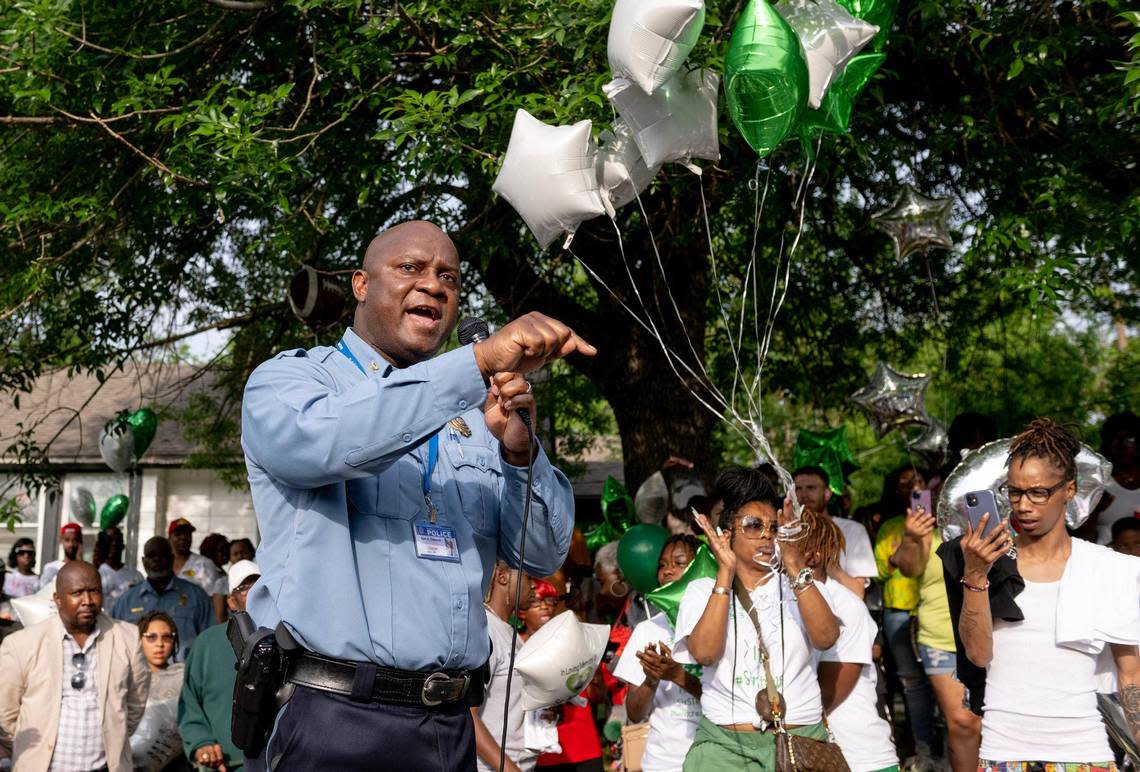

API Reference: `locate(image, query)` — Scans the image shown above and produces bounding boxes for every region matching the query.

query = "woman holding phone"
[960,418,1140,769]
[672,465,840,771]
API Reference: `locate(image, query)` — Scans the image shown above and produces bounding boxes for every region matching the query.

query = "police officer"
[240,220,594,771]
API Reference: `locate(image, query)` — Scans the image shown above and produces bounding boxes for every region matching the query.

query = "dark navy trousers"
[244,685,477,771]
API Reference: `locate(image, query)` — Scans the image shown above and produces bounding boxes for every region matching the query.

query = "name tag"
[412,522,461,562]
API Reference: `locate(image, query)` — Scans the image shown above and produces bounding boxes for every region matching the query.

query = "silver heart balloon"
[68,487,96,526]
[936,438,1112,540]
[99,421,135,473]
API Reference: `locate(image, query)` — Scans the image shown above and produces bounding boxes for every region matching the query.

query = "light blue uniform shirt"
[240,328,575,671]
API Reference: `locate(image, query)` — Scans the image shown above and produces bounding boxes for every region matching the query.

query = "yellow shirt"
[873,516,919,611]
[916,533,956,652]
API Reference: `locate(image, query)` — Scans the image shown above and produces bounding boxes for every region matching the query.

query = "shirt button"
[458,399,468,410]
[401,433,412,442]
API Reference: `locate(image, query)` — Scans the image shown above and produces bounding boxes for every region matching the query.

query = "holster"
[227,612,298,756]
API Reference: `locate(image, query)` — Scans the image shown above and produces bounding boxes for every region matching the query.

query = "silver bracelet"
[790,567,815,593]
[711,586,731,596]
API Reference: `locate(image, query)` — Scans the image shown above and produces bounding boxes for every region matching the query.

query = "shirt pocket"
[441,441,501,536]
[345,462,418,520]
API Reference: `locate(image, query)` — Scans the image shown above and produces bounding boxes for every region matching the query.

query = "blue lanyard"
[337,337,439,516]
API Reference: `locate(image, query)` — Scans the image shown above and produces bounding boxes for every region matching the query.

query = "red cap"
[533,579,559,600]
[167,517,196,536]
[60,522,82,538]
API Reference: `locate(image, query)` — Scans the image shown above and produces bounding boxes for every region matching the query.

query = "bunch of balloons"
[68,487,131,529]
[99,408,158,473]
[493,0,895,247]
[850,361,949,467]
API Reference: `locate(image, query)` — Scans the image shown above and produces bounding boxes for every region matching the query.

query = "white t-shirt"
[673,576,823,727]
[1097,478,1140,545]
[477,609,536,772]
[39,559,65,590]
[98,563,144,607]
[818,582,898,772]
[834,517,877,581]
[981,579,1113,761]
[4,571,40,598]
[611,612,701,772]
[176,552,226,596]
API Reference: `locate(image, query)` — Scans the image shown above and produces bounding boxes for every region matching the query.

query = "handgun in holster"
[227,611,298,756]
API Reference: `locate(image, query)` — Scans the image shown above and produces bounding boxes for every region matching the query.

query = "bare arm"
[469,707,522,772]
[958,514,1009,668]
[1113,643,1140,745]
[624,681,656,724]
[826,563,866,600]
[688,515,736,666]
[891,507,936,579]
[817,661,862,714]
[793,582,840,650]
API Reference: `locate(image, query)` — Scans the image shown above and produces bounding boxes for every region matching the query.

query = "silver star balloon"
[851,362,930,438]
[871,185,954,262]
[907,419,950,469]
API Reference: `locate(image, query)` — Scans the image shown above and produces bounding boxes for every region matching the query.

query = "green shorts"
[681,716,829,772]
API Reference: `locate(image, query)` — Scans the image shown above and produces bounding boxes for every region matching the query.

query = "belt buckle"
[421,672,467,707]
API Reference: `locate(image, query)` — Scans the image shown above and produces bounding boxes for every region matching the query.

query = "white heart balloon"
[604,68,721,171]
[596,119,659,213]
[99,422,135,473]
[608,0,706,95]
[777,0,878,109]
[514,610,610,710]
[492,109,607,249]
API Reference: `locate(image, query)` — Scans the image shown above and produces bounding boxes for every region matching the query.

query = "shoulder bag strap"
[733,578,782,722]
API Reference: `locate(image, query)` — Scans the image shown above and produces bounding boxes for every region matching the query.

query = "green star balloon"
[793,426,860,495]
[645,543,719,626]
[836,0,897,51]
[725,0,809,157]
[799,51,885,135]
[586,476,636,551]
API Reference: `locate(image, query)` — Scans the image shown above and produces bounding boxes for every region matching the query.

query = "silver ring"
[525,381,532,393]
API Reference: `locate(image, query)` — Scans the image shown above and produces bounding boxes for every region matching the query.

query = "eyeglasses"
[733,515,779,537]
[15,549,34,556]
[142,632,176,643]
[999,479,1070,505]
[71,652,86,690]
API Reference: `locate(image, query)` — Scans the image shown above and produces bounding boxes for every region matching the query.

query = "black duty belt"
[287,650,484,708]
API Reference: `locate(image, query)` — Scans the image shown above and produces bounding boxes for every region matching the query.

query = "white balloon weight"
[608,0,706,95]
[492,110,607,249]
[604,68,720,171]
[776,0,877,109]
[12,578,56,627]
[99,422,135,473]
[514,611,610,711]
[597,120,659,214]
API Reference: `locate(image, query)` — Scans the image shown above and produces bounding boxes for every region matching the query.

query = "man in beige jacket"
[0,561,150,771]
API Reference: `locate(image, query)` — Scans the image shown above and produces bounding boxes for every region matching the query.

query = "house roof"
[0,360,214,468]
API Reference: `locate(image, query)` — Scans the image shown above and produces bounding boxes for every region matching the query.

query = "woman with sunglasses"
[673,466,840,771]
[611,534,703,772]
[4,538,39,598]
[960,418,1140,770]
[130,611,186,771]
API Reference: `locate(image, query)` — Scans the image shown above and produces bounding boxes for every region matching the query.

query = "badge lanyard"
[338,337,440,523]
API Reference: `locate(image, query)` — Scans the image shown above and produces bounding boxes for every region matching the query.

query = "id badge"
[412,522,461,562]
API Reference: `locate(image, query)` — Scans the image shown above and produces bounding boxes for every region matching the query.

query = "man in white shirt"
[39,522,84,590]
[472,560,537,772]
[168,518,226,621]
[96,526,143,608]
[794,466,876,599]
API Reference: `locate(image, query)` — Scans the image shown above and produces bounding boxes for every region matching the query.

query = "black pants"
[244,685,476,772]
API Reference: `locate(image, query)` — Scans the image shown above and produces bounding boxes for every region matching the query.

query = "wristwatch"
[790,567,815,593]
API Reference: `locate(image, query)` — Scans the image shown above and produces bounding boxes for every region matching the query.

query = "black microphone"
[457,317,532,428]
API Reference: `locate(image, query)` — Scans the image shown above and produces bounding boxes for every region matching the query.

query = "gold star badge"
[449,417,472,437]
[369,360,380,372]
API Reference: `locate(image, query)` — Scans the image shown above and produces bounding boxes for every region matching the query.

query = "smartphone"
[911,489,932,515]
[964,489,999,538]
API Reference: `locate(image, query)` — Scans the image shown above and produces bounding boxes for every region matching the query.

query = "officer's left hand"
[484,372,535,466]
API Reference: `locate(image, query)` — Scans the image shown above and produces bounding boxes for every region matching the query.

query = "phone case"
[911,489,932,514]
[964,489,999,537]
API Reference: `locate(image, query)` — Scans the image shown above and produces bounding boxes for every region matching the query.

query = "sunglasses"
[71,652,86,690]
[142,632,176,643]
[732,515,779,537]
[15,549,34,556]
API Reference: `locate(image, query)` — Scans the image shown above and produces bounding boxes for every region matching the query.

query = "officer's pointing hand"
[472,312,596,378]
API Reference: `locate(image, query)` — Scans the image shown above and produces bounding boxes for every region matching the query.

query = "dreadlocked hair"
[796,507,846,569]
[1007,417,1080,480]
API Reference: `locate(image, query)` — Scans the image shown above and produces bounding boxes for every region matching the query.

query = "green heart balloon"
[126,408,158,459]
[725,0,809,157]
[645,543,719,626]
[799,52,885,135]
[100,494,130,529]
[836,0,897,51]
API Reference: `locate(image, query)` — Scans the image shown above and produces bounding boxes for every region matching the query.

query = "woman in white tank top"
[959,418,1140,770]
